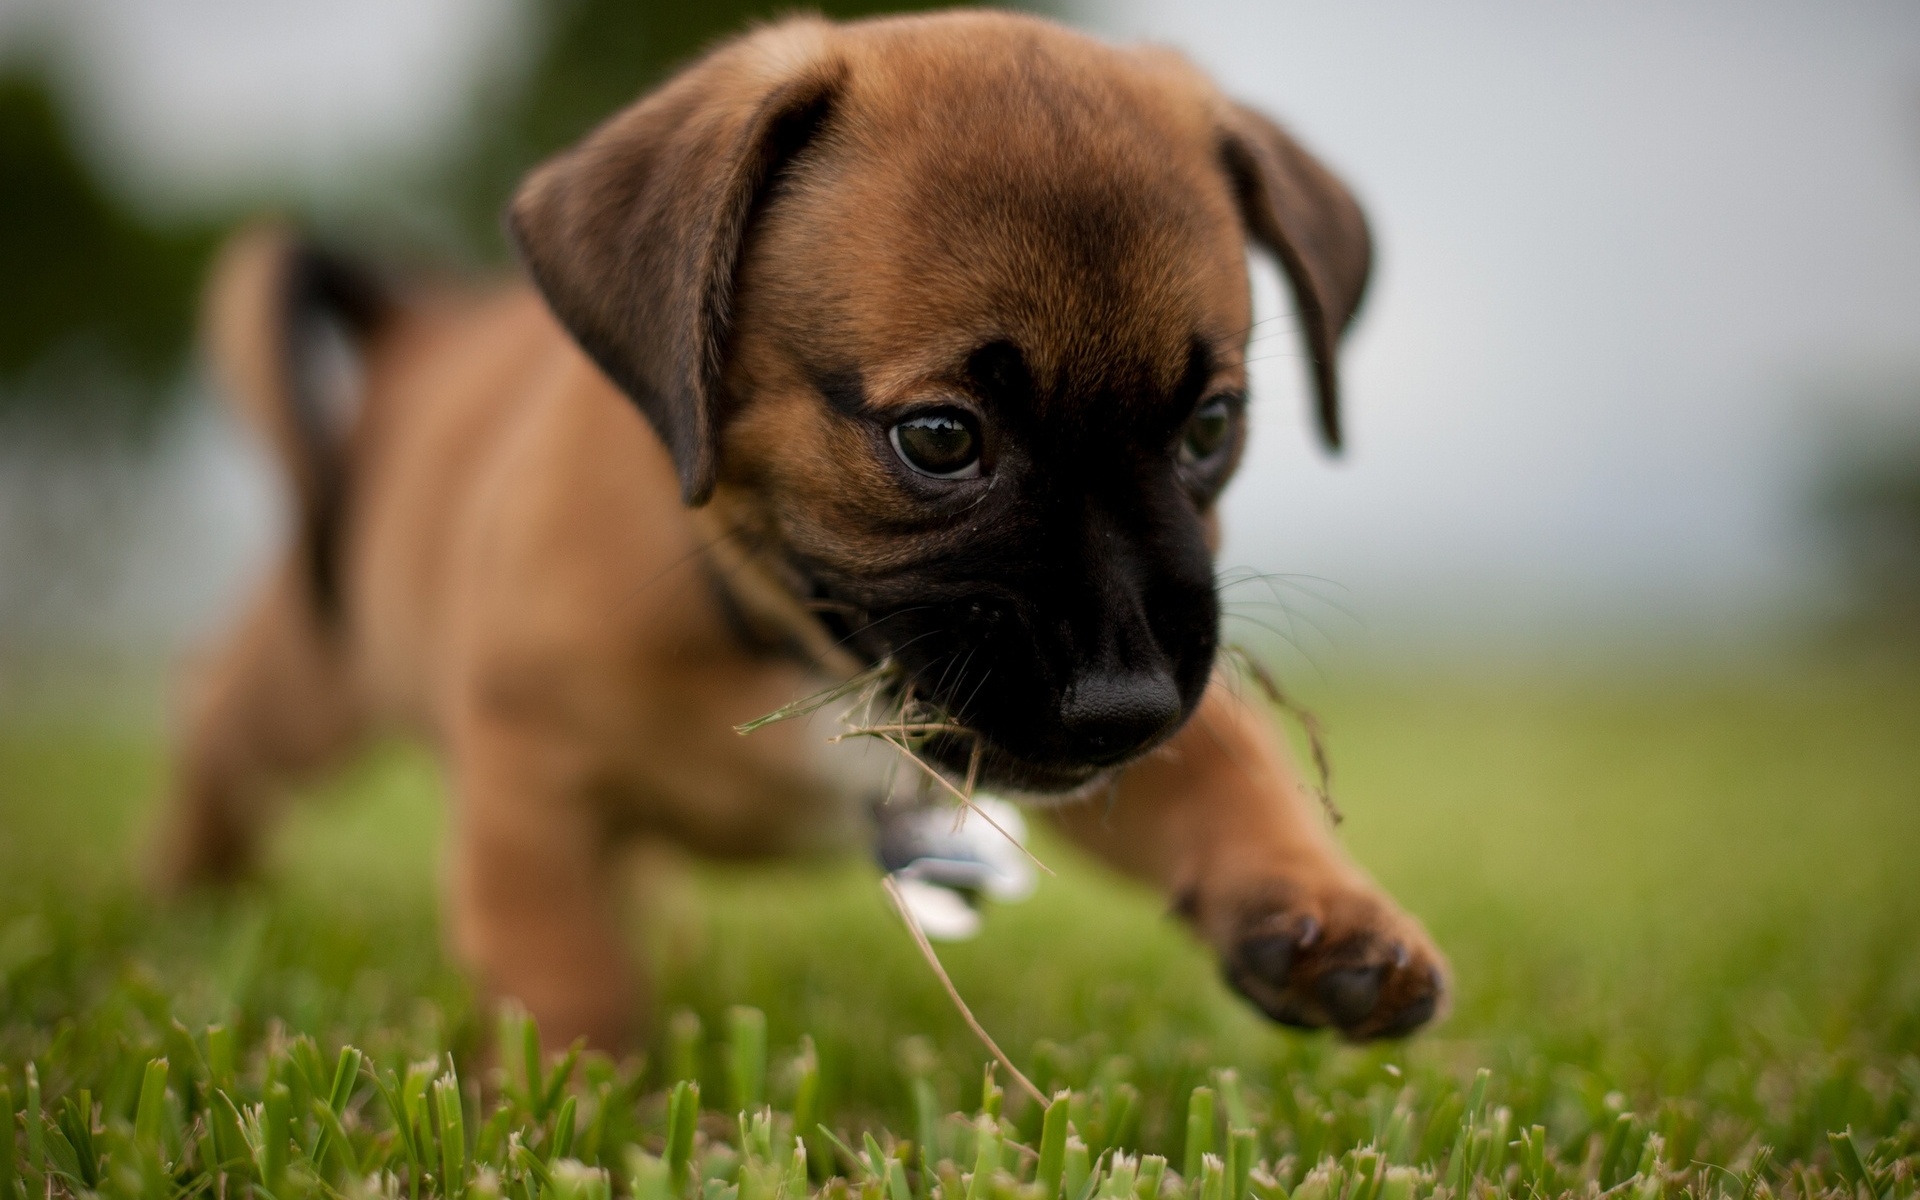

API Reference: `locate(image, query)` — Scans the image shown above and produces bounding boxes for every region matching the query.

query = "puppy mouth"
[909,725,1120,797]
[852,671,1184,800]
[796,573,1205,796]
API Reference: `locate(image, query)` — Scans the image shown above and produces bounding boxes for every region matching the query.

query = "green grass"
[2,662,1917,1199]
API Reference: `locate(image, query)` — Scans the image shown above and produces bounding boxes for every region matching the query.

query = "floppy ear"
[1219,105,1372,452]
[507,26,844,504]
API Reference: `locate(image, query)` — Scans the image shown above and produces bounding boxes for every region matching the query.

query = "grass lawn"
[1,660,1916,1199]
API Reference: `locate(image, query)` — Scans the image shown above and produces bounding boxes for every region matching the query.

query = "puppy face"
[509,13,1370,792]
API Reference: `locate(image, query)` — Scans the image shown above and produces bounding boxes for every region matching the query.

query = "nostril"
[1059,670,1182,764]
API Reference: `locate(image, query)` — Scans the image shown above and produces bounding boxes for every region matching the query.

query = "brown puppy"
[160,10,1447,1051]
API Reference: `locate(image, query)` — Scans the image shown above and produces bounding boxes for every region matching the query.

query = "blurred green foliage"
[0,73,218,426]
[1816,415,1920,635]
[0,0,1024,430]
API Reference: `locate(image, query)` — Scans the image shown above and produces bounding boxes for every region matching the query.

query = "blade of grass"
[1227,1130,1255,1200]
[629,1148,671,1200]
[0,1080,14,1200]
[1600,1113,1638,1191]
[666,1081,698,1191]
[1107,1086,1140,1160]
[1829,1129,1878,1200]
[667,1011,703,1090]
[793,1037,821,1171]
[1038,1092,1071,1200]
[206,1026,236,1094]
[1136,1156,1166,1200]
[437,1072,469,1198]
[23,1065,43,1190]
[1183,1088,1215,1184]
[1377,1165,1415,1200]
[1063,1137,1091,1200]
[263,1080,291,1189]
[309,1096,357,1181]
[133,1057,169,1154]
[728,1007,768,1114]
[784,1140,808,1199]
[311,1046,364,1172]
[521,1011,545,1115]
[1214,1072,1249,1133]
[540,1043,583,1121]
[966,1116,1001,1200]
[209,1089,250,1180]
[551,1094,578,1162]
[979,1064,1003,1122]
[375,1068,424,1170]
[1198,1154,1225,1200]
[886,1156,914,1200]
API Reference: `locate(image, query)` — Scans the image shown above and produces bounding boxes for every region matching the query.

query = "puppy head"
[510,12,1370,793]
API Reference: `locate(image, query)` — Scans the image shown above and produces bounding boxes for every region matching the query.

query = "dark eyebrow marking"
[810,364,867,417]
[1174,337,1214,412]
[965,339,1035,409]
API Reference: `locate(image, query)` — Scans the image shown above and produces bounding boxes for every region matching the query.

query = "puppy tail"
[202,224,391,622]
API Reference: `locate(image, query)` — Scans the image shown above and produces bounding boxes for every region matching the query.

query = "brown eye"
[1179,397,1235,465]
[891,411,982,479]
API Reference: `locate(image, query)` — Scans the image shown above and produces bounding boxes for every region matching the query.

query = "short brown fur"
[161,11,1444,1050]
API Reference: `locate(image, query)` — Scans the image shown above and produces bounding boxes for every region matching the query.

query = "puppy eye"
[1178,396,1236,466]
[890,410,982,479]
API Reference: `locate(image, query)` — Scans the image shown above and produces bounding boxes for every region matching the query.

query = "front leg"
[446,710,637,1051]
[1050,682,1447,1040]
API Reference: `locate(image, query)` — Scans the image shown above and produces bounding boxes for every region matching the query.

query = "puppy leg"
[1049,682,1447,1040]
[446,712,636,1051]
[156,559,363,887]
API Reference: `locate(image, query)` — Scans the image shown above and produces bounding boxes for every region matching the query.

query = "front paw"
[1209,879,1448,1041]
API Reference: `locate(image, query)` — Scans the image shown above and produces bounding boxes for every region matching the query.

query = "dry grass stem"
[752,669,1055,878]
[1223,643,1343,826]
[881,875,1046,1107]
[733,660,899,735]
[849,726,1055,878]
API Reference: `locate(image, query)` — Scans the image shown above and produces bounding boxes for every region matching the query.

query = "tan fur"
[160,11,1445,1049]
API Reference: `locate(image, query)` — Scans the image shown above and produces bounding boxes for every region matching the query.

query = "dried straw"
[881,875,1045,1107]
[1222,643,1343,826]
[739,667,1055,876]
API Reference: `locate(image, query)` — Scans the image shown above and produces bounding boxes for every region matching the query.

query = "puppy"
[160,10,1447,1050]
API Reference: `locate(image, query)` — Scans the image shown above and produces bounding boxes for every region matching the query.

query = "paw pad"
[1225,911,1444,1041]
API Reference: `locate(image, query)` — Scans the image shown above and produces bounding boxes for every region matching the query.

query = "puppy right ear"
[1219,104,1372,453]
[507,22,843,505]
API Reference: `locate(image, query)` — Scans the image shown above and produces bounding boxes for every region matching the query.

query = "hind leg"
[155,557,365,886]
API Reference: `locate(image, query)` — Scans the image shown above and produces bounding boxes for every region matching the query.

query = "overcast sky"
[3,0,1918,660]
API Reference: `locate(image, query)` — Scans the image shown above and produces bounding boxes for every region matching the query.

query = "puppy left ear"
[1219,105,1372,452]
[507,24,844,504]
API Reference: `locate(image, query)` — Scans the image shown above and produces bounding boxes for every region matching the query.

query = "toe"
[1317,963,1385,1026]
[1240,933,1296,986]
[1351,961,1446,1041]
[1373,989,1439,1038]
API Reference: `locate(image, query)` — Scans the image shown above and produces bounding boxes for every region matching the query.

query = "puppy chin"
[918,730,1136,807]
[997,768,1125,809]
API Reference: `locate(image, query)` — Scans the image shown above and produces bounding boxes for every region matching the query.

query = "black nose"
[1059,670,1182,765]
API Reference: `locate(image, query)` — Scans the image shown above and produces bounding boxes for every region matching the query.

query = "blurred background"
[2,0,1918,704]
